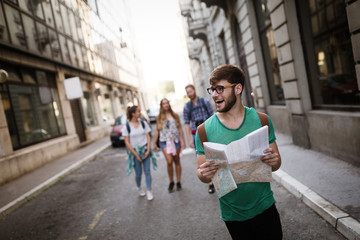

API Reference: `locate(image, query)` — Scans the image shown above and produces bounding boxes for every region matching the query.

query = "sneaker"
[208,184,215,194]
[138,188,145,197]
[176,182,182,191]
[168,182,175,192]
[146,190,153,200]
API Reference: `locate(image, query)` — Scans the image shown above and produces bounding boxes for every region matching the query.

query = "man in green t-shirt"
[196,65,282,239]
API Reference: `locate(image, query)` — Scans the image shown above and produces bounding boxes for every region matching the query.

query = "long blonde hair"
[156,98,180,130]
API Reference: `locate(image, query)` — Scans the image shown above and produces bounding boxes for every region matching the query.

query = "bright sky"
[128,0,192,107]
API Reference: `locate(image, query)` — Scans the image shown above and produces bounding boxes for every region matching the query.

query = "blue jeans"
[192,134,197,151]
[134,155,151,190]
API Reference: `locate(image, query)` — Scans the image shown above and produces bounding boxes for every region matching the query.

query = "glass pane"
[75,16,84,43]
[67,39,77,66]
[309,0,316,13]
[82,47,89,70]
[22,69,36,84]
[32,0,44,20]
[81,91,97,126]
[36,70,48,85]
[48,29,61,61]
[9,86,37,145]
[4,4,26,47]
[75,43,83,68]
[59,34,71,63]
[36,22,52,58]
[19,0,32,15]
[6,67,22,82]
[68,11,78,41]
[22,14,40,53]
[311,15,318,35]
[52,0,64,33]
[35,87,58,138]
[318,10,326,33]
[1,91,19,148]
[0,4,10,43]
[60,4,71,35]
[42,0,55,27]
[51,89,66,134]
[326,4,334,22]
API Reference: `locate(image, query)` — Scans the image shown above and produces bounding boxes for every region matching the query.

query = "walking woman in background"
[124,105,157,200]
[153,98,186,192]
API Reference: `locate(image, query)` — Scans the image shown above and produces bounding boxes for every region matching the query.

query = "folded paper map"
[204,126,272,198]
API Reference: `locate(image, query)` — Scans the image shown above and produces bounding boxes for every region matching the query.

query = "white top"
[122,119,151,147]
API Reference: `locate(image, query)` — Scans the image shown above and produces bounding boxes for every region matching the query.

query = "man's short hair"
[185,84,195,90]
[209,65,245,87]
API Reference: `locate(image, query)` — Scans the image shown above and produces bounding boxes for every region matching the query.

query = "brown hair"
[126,105,138,121]
[209,65,245,89]
[185,84,195,90]
[156,98,181,130]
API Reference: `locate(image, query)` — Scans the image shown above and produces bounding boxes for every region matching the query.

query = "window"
[297,0,359,109]
[0,63,66,150]
[219,31,229,64]
[80,80,97,127]
[254,0,284,105]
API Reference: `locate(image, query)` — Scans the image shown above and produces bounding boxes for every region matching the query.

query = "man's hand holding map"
[204,126,272,198]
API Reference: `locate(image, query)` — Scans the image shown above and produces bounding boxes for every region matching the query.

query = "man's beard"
[217,90,237,113]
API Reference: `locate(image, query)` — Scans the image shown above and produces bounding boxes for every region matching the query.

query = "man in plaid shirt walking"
[183,84,215,193]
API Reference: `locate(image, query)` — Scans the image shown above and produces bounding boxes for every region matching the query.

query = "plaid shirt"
[183,97,213,133]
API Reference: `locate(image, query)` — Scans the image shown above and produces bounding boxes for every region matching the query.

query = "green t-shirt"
[195,107,276,221]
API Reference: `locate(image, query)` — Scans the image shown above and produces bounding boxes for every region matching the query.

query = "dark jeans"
[225,204,282,240]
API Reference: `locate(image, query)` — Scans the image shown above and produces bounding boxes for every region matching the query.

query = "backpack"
[197,111,269,148]
[126,119,145,134]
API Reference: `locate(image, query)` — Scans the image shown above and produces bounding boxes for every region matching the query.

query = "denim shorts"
[160,141,181,149]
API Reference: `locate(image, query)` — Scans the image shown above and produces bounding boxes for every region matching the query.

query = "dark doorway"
[70,99,86,142]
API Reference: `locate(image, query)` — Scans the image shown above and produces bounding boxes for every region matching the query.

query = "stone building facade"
[0,0,147,185]
[179,0,360,166]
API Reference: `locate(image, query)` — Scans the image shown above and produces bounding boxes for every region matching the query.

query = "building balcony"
[187,9,208,41]
[188,44,202,60]
[200,0,227,14]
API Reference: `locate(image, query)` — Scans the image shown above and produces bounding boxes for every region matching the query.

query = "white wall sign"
[64,77,83,100]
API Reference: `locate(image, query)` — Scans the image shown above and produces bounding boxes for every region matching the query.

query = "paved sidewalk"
[0,134,359,239]
[274,133,360,240]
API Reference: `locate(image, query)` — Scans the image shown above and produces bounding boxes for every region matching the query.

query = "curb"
[273,169,360,240]
[0,142,110,217]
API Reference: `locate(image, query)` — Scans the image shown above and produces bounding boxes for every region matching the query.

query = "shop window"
[0,64,66,150]
[297,0,359,109]
[80,80,97,127]
[254,0,284,105]
[81,91,97,127]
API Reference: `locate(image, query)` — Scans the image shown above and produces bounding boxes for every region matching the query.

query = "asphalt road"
[0,142,346,240]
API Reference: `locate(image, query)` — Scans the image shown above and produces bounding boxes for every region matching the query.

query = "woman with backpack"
[153,98,186,192]
[123,105,157,200]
